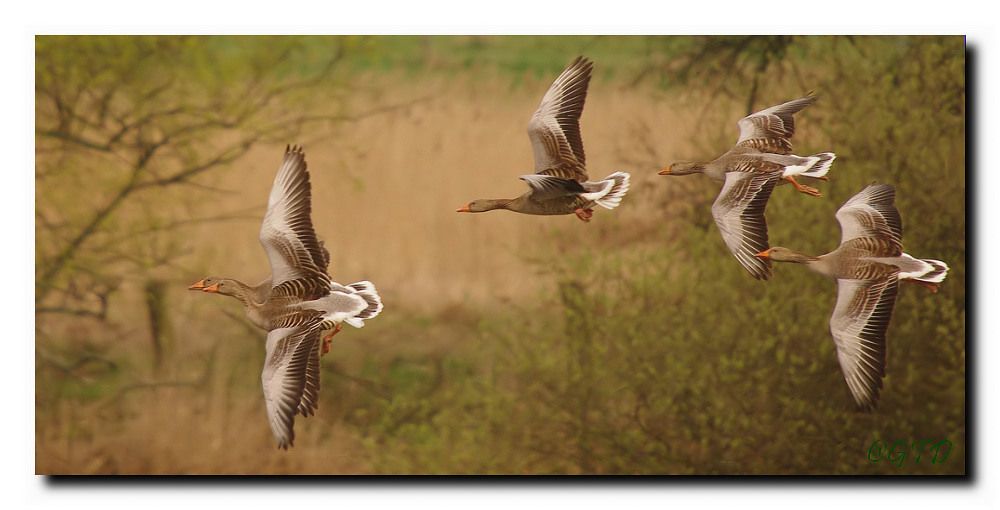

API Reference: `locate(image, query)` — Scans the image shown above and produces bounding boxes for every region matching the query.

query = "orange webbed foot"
[574,208,594,222]
[785,176,823,197]
[801,185,822,197]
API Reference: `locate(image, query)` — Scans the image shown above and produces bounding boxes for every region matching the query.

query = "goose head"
[456,199,510,213]
[188,277,238,297]
[755,247,815,264]
[659,162,705,176]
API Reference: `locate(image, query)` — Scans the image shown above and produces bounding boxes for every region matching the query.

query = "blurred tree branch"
[99,342,218,411]
[35,37,425,323]
[629,36,796,115]
[37,348,118,382]
[34,37,432,421]
[36,38,344,306]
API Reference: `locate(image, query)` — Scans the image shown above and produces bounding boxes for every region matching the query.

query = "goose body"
[189,145,383,449]
[756,184,949,409]
[659,95,836,279]
[457,56,630,222]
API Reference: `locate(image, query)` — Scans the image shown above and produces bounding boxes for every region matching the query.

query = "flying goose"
[189,145,383,449]
[755,184,948,409]
[659,95,836,279]
[456,56,630,222]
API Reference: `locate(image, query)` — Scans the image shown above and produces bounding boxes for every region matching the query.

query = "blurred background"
[35,35,965,474]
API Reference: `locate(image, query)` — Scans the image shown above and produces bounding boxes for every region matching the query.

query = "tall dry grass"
[38,36,963,474]
[36,71,710,473]
[180,72,705,309]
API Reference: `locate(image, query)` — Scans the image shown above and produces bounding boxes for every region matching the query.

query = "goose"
[456,56,630,222]
[188,145,383,449]
[659,95,836,279]
[755,184,948,409]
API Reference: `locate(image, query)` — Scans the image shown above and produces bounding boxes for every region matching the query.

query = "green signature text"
[867,439,953,467]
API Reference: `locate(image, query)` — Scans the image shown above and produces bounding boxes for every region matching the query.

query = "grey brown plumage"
[756,184,949,409]
[458,56,630,221]
[260,146,331,300]
[189,145,383,449]
[298,329,322,418]
[261,323,323,448]
[661,94,835,279]
[528,56,591,179]
[735,95,817,154]
[712,171,782,280]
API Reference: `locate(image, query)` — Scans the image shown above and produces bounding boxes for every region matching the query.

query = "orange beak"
[203,283,221,293]
[754,249,772,259]
[188,279,207,290]
[456,204,471,213]
[658,164,673,175]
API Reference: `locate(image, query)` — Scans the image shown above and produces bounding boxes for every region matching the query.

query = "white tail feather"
[801,152,836,178]
[914,258,949,283]
[304,280,383,329]
[898,253,949,283]
[781,152,836,178]
[579,182,611,202]
[347,280,383,321]
[585,171,630,210]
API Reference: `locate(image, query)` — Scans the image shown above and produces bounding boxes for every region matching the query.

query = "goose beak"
[188,279,207,290]
[754,249,772,260]
[456,204,471,213]
[658,165,673,175]
[203,283,221,293]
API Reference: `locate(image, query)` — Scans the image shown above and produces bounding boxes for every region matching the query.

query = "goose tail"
[303,281,384,329]
[581,171,631,210]
[898,253,949,284]
[345,281,383,326]
[914,258,950,284]
[800,152,836,179]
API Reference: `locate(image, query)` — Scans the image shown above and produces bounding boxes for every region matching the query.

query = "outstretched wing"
[297,336,321,418]
[518,174,587,200]
[317,239,331,272]
[261,322,322,449]
[259,145,331,297]
[735,95,817,154]
[834,183,903,252]
[527,56,592,181]
[711,171,781,280]
[830,275,899,410]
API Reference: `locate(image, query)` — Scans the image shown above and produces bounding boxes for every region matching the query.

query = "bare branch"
[36,306,106,319]
[35,128,113,152]
[36,348,118,381]
[92,211,261,251]
[35,37,386,327]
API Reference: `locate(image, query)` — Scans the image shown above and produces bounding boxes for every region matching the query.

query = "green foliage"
[332,35,655,79]
[35,35,965,474]
[346,36,965,474]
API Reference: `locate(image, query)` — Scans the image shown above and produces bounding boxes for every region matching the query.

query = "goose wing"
[297,334,321,418]
[259,145,331,298]
[830,275,899,409]
[835,183,903,252]
[518,174,587,201]
[527,56,592,181]
[711,170,781,280]
[735,95,817,154]
[261,322,322,449]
